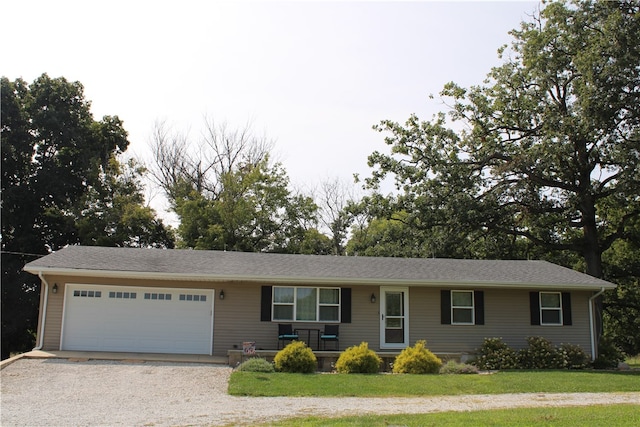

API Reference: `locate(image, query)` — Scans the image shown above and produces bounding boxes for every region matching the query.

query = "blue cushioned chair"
[278,324,299,349]
[320,324,339,350]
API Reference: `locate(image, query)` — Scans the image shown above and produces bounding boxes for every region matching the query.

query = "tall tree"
[363,1,639,350]
[173,157,321,252]
[150,119,326,253]
[366,0,639,278]
[1,74,173,359]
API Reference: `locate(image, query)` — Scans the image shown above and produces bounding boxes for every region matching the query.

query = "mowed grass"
[257,404,640,427]
[228,370,640,397]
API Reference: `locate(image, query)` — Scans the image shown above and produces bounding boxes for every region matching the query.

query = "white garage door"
[61,284,214,355]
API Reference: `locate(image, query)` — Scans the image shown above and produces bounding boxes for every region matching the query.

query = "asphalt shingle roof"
[23,246,615,290]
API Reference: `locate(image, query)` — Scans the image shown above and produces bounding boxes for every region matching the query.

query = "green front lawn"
[257,404,640,427]
[228,370,640,397]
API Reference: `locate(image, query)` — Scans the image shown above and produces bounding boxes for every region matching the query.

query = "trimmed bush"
[274,341,317,373]
[335,342,382,374]
[474,337,519,370]
[518,336,565,369]
[235,358,275,373]
[439,360,479,375]
[392,340,442,374]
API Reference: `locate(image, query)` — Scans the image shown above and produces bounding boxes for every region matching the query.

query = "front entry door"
[380,287,409,349]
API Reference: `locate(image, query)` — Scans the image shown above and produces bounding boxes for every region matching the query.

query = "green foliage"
[593,336,625,370]
[603,238,640,356]
[392,340,442,374]
[359,0,640,356]
[335,342,382,374]
[273,341,317,373]
[1,74,173,359]
[439,360,479,375]
[150,120,329,254]
[557,343,590,370]
[477,337,590,370]
[518,336,565,369]
[474,338,519,370]
[235,358,275,373]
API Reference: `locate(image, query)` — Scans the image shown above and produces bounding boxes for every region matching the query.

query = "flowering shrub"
[474,338,519,370]
[274,341,317,373]
[518,336,565,369]
[335,342,382,373]
[557,343,590,369]
[475,337,591,370]
[392,340,442,374]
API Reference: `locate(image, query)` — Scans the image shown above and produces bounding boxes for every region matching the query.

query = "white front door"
[61,284,214,355]
[379,287,409,349]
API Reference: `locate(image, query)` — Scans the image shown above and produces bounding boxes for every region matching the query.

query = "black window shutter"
[441,290,451,324]
[341,288,352,323]
[530,292,541,325]
[474,291,485,325]
[260,286,272,321]
[562,292,572,325]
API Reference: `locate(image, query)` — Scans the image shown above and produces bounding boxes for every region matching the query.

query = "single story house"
[24,246,615,361]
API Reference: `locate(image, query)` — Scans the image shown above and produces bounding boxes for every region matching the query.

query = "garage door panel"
[62,285,214,355]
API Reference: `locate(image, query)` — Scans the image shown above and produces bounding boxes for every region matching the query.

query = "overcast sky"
[4,0,539,218]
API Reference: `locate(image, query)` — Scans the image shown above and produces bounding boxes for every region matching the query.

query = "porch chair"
[277,324,299,349]
[320,324,339,350]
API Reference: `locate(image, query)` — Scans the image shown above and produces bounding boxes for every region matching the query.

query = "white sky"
[4,0,539,220]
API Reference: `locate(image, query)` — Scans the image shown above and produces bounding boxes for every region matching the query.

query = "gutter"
[589,287,606,361]
[22,266,617,291]
[32,272,49,351]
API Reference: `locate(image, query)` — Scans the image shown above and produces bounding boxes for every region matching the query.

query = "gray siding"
[408,288,592,354]
[36,275,594,357]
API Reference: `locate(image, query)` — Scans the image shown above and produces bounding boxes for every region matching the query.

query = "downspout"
[32,272,50,351]
[589,287,606,361]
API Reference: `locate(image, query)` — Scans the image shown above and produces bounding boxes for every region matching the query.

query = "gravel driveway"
[2,358,638,426]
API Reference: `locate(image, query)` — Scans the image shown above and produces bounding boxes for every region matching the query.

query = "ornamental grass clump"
[235,357,275,373]
[392,340,442,374]
[335,342,382,373]
[274,341,317,373]
[439,360,479,374]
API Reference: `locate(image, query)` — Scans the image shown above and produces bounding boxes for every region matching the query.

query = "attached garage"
[61,284,214,355]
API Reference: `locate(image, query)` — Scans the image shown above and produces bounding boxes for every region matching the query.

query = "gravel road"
[1,358,638,426]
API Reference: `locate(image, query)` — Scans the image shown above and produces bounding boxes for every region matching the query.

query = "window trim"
[450,290,475,325]
[539,291,563,326]
[272,286,341,322]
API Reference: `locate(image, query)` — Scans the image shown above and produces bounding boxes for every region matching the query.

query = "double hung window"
[273,286,340,322]
[451,290,474,325]
[540,292,562,325]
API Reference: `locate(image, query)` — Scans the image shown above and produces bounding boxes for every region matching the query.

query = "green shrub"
[335,342,382,374]
[439,360,479,374]
[592,337,625,369]
[518,336,565,369]
[558,343,589,369]
[274,341,317,373]
[235,357,275,373]
[392,340,442,374]
[474,337,519,370]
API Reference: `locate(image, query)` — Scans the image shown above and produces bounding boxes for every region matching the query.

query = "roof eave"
[25,266,617,290]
